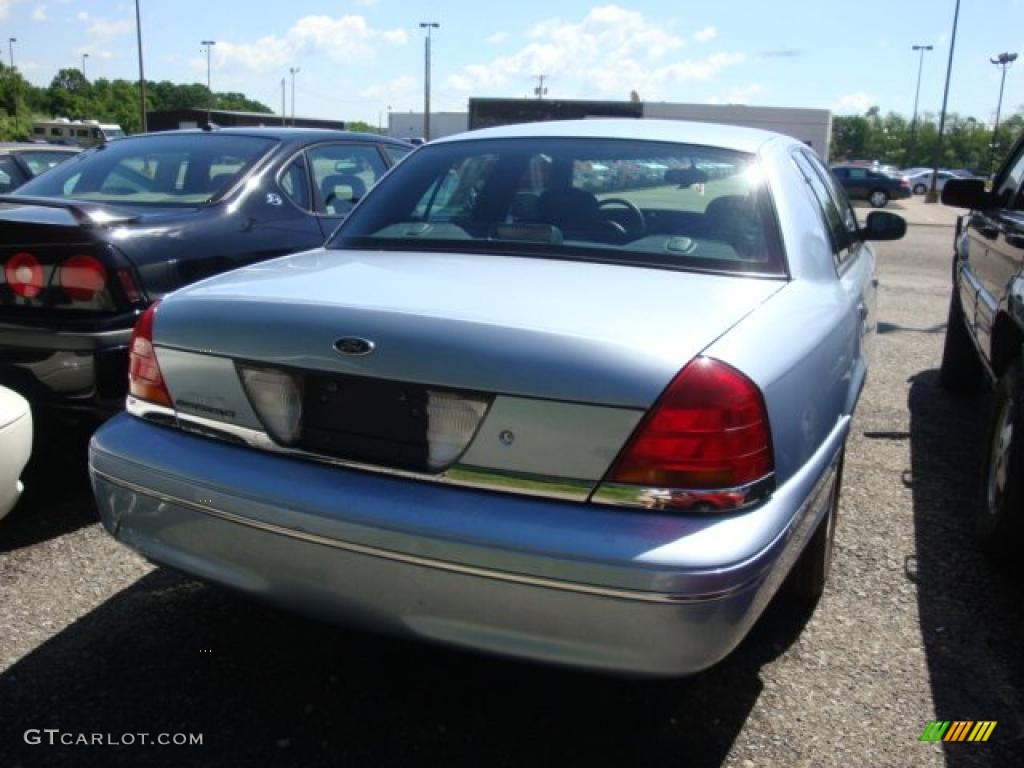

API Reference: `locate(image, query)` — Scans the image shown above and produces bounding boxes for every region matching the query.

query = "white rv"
[30,119,126,147]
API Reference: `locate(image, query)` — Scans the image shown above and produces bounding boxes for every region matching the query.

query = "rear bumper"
[90,413,848,676]
[0,322,133,415]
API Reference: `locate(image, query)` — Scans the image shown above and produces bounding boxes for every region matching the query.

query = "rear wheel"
[977,360,1023,561]
[784,450,844,602]
[913,183,927,195]
[868,189,889,208]
[939,291,983,393]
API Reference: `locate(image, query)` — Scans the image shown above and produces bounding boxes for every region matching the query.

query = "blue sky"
[3,0,1023,126]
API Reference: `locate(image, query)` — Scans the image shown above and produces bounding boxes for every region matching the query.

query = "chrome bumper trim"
[126,397,593,501]
[91,467,759,605]
[590,475,775,512]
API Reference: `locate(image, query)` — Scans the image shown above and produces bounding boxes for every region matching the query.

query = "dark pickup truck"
[939,134,1024,561]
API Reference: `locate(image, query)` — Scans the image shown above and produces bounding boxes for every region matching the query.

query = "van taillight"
[596,357,773,512]
[128,301,173,407]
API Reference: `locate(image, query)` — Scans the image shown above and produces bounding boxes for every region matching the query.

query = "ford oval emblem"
[334,337,375,356]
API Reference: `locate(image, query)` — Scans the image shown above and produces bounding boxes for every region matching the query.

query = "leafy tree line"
[831,105,1024,173]
[0,64,273,139]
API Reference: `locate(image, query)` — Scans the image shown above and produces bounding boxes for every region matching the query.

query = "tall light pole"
[201,40,216,126]
[8,38,16,125]
[926,0,961,204]
[909,44,932,161]
[289,66,299,126]
[280,77,286,126]
[82,52,89,80]
[990,52,1018,173]
[419,22,439,141]
[135,0,147,132]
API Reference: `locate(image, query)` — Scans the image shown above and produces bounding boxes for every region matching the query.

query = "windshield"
[17,133,277,206]
[329,137,785,276]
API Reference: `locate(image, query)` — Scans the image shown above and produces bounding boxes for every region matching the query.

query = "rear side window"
[793,151,857,263]
[279,155,311,211]
[381,144,413,165]
[995,150,1024,209]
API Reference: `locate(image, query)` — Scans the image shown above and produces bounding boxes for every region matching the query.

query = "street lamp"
[135,0,148,132]
[8,38,17,125]
[990,52,1018,173]
[926,0,961,204]
[909,44,933,161]
[201,40,216,126]
[419,22,439,141]
[289,66,300,126]
[82,52,89,80]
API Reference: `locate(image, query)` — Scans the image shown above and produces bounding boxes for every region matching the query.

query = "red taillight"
[128,301,173,407]
[605,358,773,502]
[4,252,44,298]
[59,254,107,301]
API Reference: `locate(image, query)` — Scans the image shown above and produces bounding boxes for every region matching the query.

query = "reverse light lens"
[606,357,773,498]
[4,252,44,298]
[239,366,303,445]
[59,254,107,302]
[425,390,489,470]
[128,302,173,407]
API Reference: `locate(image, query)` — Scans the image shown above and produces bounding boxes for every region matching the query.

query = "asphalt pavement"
[1,196,1022,767]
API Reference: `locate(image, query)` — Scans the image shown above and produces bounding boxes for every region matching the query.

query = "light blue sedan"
[89,120,905,676]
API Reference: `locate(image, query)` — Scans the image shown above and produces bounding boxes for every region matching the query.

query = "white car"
[907,169,958,195]
[0,385,32,520]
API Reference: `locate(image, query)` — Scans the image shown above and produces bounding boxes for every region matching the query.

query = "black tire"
[784,450,844,602]
[868,189,889,208]
[939,291,984,393]
[913,183,927,195]
[977,360,1023,561]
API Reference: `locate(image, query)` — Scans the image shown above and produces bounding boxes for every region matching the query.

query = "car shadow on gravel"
[0,565,816,767]
[0,418,98,553]
[907,370,1024,766]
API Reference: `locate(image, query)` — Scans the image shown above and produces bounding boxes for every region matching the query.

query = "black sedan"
[830,164,912,208]
[0,128,412,417]
[0,143,80,193]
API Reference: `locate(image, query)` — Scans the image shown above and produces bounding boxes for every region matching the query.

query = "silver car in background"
[89,120,905,676]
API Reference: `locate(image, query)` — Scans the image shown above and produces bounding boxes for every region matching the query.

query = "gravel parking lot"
[1,196,1022,767]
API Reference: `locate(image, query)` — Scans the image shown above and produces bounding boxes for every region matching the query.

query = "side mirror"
[861,210,906,241]
[941,178,990,209]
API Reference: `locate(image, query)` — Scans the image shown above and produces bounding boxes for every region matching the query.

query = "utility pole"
[135,0,148,132]
[534,74,548,99]
[419,22,439,141]
[990,52,1018,173]
[8,38,16,125]
[926,0,960,204]
[289,66,300,126]
[909,45,932,161]
[280,77,286,126]
[82,52,90,80]
[201,40,216,126]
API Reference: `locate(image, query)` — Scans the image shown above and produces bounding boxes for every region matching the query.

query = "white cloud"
[353,0,378,5]
[724,83,763,104]
[486,31,509,45]
[32,4,45,21]
[192,15,409,74]
[359,75,417,101]
[835,91,874,114]
[75,10,87,21]
[446,5,740,100]
[693,26,717,43]
[76,44,115,60]
[0,1,17,21]
[88,18,132,39]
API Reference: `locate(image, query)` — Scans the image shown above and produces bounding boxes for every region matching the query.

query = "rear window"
[17,133,277,206]
[329,137,785,276]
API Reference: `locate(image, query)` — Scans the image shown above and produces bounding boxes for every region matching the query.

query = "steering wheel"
[597,198,645,239]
